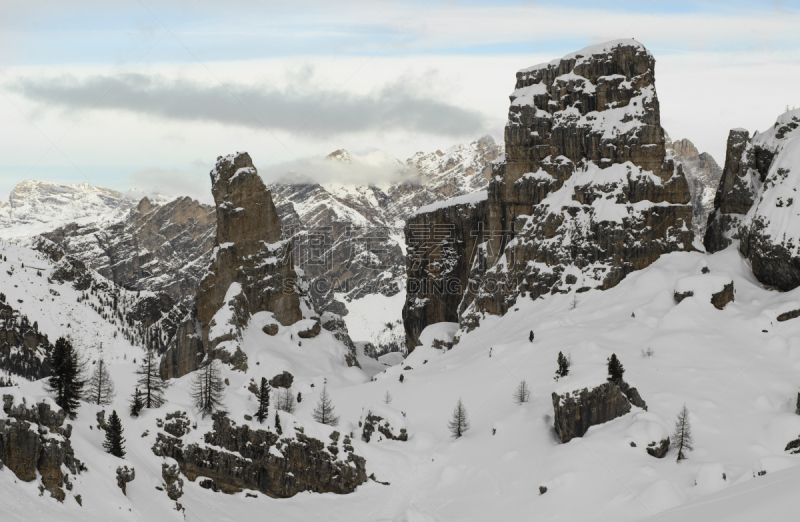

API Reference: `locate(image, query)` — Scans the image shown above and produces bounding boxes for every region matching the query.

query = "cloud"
[260,151,421,187]
[123,164,213,204]
[10,72,486,138]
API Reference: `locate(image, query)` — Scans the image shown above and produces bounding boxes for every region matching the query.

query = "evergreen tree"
[607,353,625,384]
[555,351,570,380]
[529,330,534,342]
[513,380,531,404]
[103,410,126,458]
[135,348,167,409]
[130,388,144,417]
[275,387,296,414]
[448,398,471,439]
[255,377,271,423]
[46,337,85,415]
[399,374,404,383]
[275,412,283,435]
[671,403,694,462]
[297,392,302,403]
[190,360,226,417]
[85,358,116,405]
[312,385,340,426]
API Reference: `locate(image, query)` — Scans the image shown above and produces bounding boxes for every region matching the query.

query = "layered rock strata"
[404,40,693,351]
[551,381,646,443]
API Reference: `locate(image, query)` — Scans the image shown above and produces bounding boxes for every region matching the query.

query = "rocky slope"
[665,133,722,237]
[404,39,694,351]
[704,109,800,290]
[41,197,216,304]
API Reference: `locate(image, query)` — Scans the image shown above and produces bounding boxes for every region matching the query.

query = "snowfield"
[2,239,800,521]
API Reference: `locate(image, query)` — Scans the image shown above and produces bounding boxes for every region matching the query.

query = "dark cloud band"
[12,73,486,137]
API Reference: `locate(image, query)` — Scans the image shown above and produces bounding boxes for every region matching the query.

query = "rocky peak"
[403,40,693,351]
[326,149,354,163]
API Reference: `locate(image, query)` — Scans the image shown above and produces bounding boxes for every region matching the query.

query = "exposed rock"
[646,438,670,458]
[360,407,408,443]
[705,110,800,291]
[116,466,135,496]
[297,320,321,339]
[151,413,367,498]
[0,297,53,380]
[269,371,294,389]
[161,463,184,500]
[404,40,693,350]
[777,309,800,322]
[0,394,83,501]
[262,323,279,336]
[710,282,735,309]
[552,382,633,443]
[618,381,648,410]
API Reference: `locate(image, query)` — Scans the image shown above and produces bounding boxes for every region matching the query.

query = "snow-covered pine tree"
[130,388,144,417]
[190,360,226,417]
[255,377,270,423]
[671,403,694,462]
[607,353,625,384]
[555,351,570,380]
[275,387,296,414]
[103,410,126,458]
[275,412,282,435]
[513,380,531,404]
[312,385,340,426]
[448,398,471,438]
[135,348,167,409]
[46,336,85,415]
[85,358,115,405]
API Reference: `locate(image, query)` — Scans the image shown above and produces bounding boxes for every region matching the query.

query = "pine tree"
[255,377,270,423]
[297,391,302,403]
[312,386,340,426]
[190,360,226,417]
[607,353,625,384]
[383,390,393,405]
[130,388,144,417]
[555,351,570,380]
[448,398,470,438]
[46,337,85,415]
[275,387,296,414]
[103,410,126,458]
[399,374,404,383]
[529,330,534,342]
[671,403,694,462]
[513,380,531,404]
[85,358,115,405]
[135,348,167,409]
[275,412,283,435]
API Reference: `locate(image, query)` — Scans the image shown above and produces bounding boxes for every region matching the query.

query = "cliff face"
[705,110,800,290]
[403,40,693,350]
[42,196,216,304]
[0,298,52,380]
[152,412,367,498]
[161,153,307,379]
[0,394,84,501]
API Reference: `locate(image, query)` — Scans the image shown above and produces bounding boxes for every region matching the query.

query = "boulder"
[297,320,321,339]
[116,466,135,496]
[552,382,633,443]
[269,371,294,389]
[360,405,408,443]
[646,438,670,458]
[162,463,184,500]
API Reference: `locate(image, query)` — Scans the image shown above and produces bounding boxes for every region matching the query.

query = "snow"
[2,240,800,521]
[519,39,650,73]
[414,189,487,216]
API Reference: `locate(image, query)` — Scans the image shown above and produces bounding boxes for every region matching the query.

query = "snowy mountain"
[0,180,174,240]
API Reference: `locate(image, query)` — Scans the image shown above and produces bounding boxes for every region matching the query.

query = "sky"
[0,0,798,203]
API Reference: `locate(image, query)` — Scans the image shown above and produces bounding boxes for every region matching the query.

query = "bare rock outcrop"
[0,394,84,501]
[152,413,367,498]
[705,110,800,291]
[552,381,646,443]
[0,298,53,380]
[404,40,693,350]
[666,133,723,236]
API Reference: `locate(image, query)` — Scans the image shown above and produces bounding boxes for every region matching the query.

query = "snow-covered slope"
[2,244,800,521]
